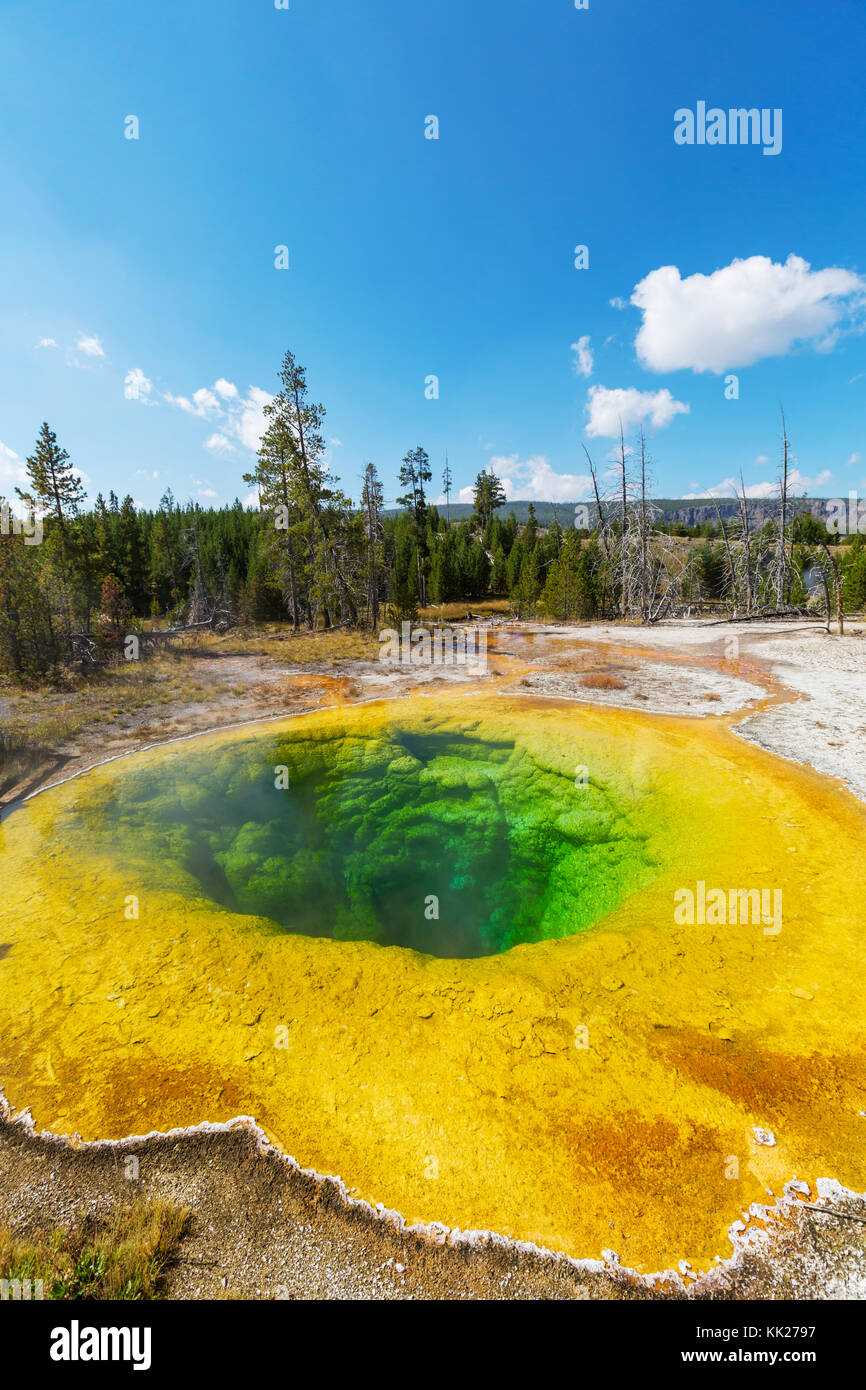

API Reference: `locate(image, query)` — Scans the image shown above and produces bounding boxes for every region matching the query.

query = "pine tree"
[442,454,452,525]
[397,446,432,606]
[119,495,147,611]
[506,541,523,594]
[17,423,86,529]
[0,527,60,677]
[490,544,507,594]
[244,410,303,630]
[513,548,539,618]
[361,462,384,627]
[472,469,506,534]
[249,349,359,626]
[522,503,538,552]
[502,510,518,555]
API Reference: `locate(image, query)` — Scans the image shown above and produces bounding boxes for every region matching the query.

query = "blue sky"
[1,0,864,512]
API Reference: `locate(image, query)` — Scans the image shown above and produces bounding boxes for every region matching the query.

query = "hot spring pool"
[1,694,864,1274]
[75,726,660,959]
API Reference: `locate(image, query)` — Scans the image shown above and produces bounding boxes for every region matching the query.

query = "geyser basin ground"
[1,694,865,1275]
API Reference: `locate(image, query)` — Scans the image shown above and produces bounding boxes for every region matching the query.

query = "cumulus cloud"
[163,387,220,416]
[467,453,595,503]
[684,468,834,500]
[36,337,58,349]
[230,386,272,452]
[124,367,154,403]
[163,378,272,454]
[204,433,236,456]
[631,254,866,374]
[571,336,594,378]
[584,384,690,438]
[75,333,105,358]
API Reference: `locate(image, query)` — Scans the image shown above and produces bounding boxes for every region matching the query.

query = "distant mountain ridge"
[386,497,843,527]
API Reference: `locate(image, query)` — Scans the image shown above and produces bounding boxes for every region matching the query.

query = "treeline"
[2,351,865,681]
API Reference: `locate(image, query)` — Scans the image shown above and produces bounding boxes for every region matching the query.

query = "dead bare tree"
[618,421,629,617]
[183,507,211,625]
[639,428,649,621]
[714,502,740,616]
[736,471,754,616]
[584,445,610,565]
[586,431,689,623]
[777,406,790,607]
[817,539,845,635]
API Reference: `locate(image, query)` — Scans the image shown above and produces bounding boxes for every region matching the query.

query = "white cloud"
[36,337,58,349]
[124,367,154,403]
[848,452,860,466]
[0,440,28,494]
[204,433,236,456]
[329,436,343,448]
[610,297,628,311]
[75,333,105,358]
[685,468,834,500]
[192,387,220,415]
[571,336,594,378]
[165,380,272,454]
[243,489,260,510]
[230,386,272,452]
[631,254,866,374]
[682,480,753,500]
[198,487,218,499]
[164,387,220,416]
[483,453,595,502]
[584,384,690,438]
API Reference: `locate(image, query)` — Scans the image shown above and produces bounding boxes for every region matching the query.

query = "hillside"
[396,496,841,527]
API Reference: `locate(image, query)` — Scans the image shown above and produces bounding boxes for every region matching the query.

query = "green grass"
[0,1201,190,1300]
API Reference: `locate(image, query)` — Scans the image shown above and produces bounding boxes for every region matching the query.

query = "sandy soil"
[2,616,865,1299]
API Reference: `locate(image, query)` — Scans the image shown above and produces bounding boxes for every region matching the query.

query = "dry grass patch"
[0,658,217,788]
[0,1200,190,1301]
[180,626,379,663]
[579,673,628,691]
[418,600,510,623]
